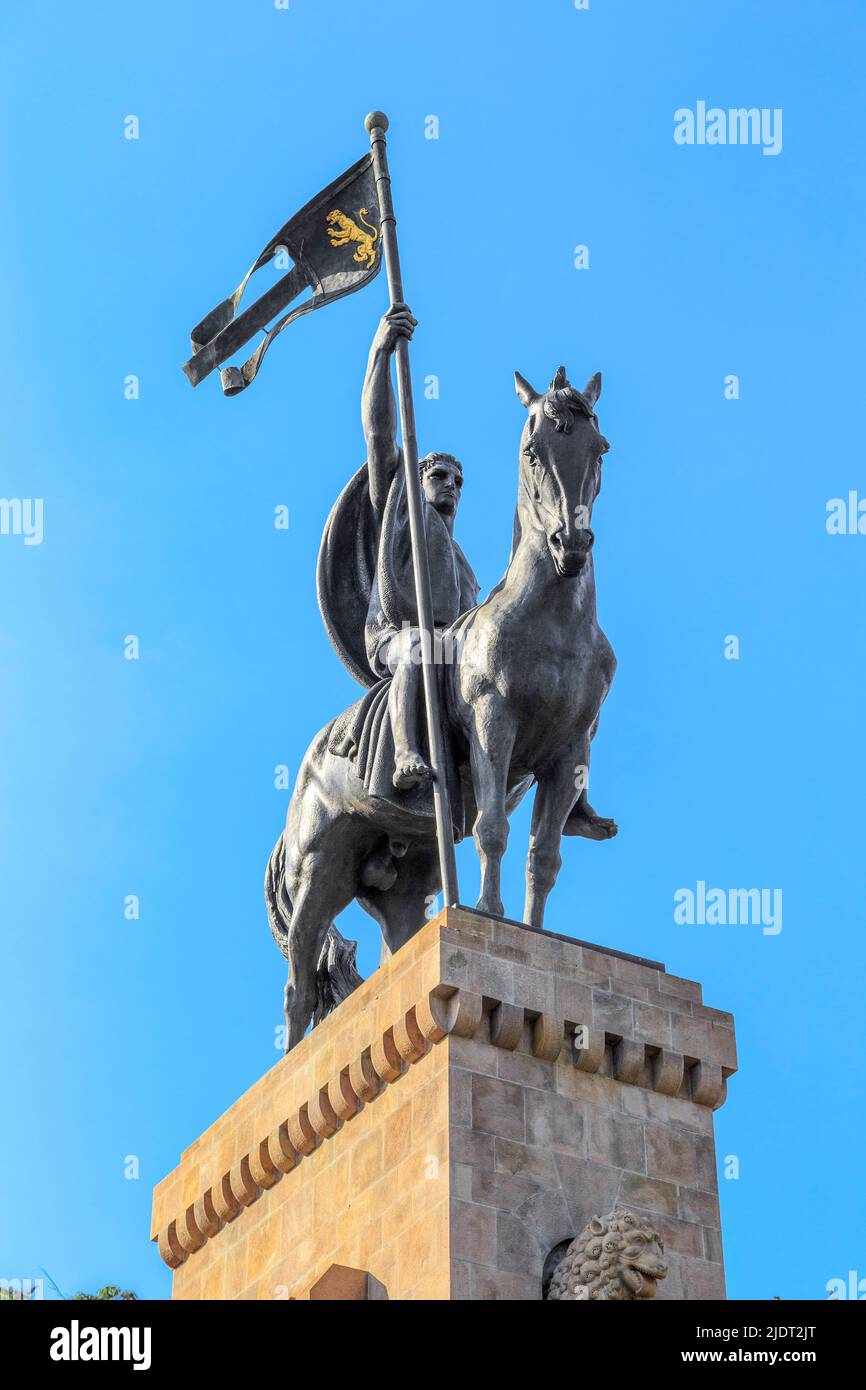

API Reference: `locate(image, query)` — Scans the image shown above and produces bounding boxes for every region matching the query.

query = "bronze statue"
[358,304,478,790]
[266,313,618,1050]
[182,111,620,1054]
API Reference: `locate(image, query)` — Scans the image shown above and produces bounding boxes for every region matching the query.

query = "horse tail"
[265,831,364,1024]
[311,925,364,1026]
[264,831,292,961]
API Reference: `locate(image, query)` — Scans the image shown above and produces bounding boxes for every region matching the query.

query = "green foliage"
[73,1285,139,1301]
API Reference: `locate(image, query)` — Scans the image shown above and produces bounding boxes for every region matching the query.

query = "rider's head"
[419,452,463,519]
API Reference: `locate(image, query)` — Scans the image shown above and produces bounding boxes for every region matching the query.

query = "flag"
[183,154,383,396]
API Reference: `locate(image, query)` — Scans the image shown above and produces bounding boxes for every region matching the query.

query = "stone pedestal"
[151,908,736,1300]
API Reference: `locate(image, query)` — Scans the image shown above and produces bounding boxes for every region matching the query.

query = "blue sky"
[1,0,864,1301]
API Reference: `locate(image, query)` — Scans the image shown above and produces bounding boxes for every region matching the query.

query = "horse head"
[513,366,610,577]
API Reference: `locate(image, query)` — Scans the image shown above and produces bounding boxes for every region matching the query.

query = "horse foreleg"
[470,709,515,919]
[524,753,584,929]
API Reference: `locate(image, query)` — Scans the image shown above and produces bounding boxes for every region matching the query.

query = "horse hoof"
[565,808,619,840]
[476,896,505,919]
[588,816,618,840]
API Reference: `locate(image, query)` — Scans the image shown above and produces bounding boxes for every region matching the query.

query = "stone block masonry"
[152,908,736,1300]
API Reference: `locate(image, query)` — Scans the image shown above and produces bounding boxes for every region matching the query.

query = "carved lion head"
[546,1209,668,1301]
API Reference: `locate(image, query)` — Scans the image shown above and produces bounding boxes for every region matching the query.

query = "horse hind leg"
[283,851,355,1050]
[357,841,440,958]
[285,834,417,1047]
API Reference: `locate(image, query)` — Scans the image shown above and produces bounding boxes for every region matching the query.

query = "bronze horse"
[266,366,617,1049]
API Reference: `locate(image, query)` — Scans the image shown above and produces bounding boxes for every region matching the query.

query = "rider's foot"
[393,752,433,790]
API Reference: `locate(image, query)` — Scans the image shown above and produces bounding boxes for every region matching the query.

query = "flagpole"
[364,110,460,909]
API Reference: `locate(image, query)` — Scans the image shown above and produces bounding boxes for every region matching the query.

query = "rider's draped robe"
[317,460,479,838]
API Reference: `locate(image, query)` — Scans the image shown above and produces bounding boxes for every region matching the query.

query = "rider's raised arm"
[362,304,416,522]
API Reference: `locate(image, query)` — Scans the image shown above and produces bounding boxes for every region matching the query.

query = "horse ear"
[583,371,602,408]
[514,371,540,408]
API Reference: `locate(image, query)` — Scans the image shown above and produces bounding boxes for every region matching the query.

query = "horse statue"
[266,364,617,1050]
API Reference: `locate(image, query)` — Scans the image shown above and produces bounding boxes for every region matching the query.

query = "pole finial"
[365,110,389,134]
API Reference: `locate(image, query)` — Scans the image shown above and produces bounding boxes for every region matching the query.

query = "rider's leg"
[384,628,433,790]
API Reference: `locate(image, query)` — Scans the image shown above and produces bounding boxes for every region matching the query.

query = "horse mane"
[543,366,595,433]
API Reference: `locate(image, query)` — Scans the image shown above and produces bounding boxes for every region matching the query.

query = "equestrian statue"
[265,303,618,1050]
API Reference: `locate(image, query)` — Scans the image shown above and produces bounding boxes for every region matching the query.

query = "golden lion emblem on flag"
[325,207,378,269]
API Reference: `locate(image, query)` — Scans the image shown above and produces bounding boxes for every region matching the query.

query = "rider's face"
[422,462,463,518]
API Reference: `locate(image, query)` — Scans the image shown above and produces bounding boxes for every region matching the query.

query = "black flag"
[183,154,382,396]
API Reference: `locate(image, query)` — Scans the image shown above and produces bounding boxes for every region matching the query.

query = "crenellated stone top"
[152,908,736,1271]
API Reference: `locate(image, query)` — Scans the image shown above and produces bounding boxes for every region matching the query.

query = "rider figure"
[361,303,478,790]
